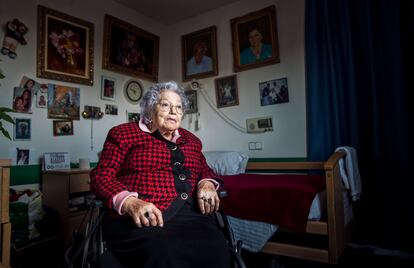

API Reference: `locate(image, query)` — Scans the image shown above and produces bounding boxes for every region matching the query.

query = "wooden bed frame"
[245,151,350,264]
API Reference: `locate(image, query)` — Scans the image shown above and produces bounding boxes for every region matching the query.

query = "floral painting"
[37,5,94,85]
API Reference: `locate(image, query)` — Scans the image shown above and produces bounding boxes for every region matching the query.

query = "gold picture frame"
[103,14,160,82]
[181,26,218,82]
[37,5,94,85]
[231,5,280,72]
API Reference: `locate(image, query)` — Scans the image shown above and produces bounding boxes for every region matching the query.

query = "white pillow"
[203,151,249,175]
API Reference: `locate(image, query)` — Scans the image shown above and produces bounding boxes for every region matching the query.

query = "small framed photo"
[16,148,30,165]
[185,90,198,114]
[101,76,116,101]
[215,75,239,108]
[127,111,140,122]
[14,118,31,141]
[259,77,289,106]
[105,104,118,115]
[103,14,159,82]
[36,84,48,108]
[231,5,280,72]
[181,26,218,82]
[53,120,74,136]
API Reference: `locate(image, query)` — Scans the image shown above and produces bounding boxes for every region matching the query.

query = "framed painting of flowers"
[37,5,94,85]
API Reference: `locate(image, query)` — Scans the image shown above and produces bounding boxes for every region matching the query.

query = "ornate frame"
[37,5,94,85]
[231,5,280,72]
[103,15,159,82]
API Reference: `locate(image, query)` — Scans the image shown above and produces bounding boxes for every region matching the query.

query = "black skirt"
[102,203,231,268]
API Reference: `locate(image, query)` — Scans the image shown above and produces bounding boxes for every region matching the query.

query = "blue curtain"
[306,0,413,250]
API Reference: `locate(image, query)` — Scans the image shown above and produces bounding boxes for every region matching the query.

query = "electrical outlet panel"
[246,116,273,133]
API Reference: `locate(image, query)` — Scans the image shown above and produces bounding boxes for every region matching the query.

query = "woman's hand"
[197,180,220,215]
[122,197,164,228]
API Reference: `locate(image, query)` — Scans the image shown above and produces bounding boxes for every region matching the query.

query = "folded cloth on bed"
[227,215,278,252]
[220,173,325,233]
[335,146,362,201]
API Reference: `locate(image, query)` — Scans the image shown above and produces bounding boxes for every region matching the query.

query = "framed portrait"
[47,84,80,120]
[101,75,116,101]
[231,5,280,72]
[103,14,159,82]
[185,90,198,114]
[16,148,30,165]
[181,26,218,82]
[215,75,239,108]
[53,120,74,136]
[259,77,289,106]
[126,111,140,122]
[37,5,94,85]
[14,118,31,141]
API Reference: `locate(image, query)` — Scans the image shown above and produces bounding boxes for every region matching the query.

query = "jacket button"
[174,161,181,166]
[178,174,186,181]
[171,146,177,151]
[180,193,188,200]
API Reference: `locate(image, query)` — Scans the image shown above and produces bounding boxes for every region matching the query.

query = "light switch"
[255,142,263,150]
[248,142,256,150]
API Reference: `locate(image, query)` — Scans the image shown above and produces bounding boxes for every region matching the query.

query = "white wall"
[0,0,306,166]
[0,0,171,164]
[172,0,307,157]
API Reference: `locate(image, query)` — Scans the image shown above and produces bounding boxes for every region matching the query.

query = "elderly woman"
[90,81,230,268]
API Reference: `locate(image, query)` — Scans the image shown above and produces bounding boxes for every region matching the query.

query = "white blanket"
[335,146,362,201]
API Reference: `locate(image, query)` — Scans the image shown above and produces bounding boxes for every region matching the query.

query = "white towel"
[335,146,362,201]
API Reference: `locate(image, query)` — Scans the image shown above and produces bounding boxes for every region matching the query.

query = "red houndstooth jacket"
[90,122,219,219]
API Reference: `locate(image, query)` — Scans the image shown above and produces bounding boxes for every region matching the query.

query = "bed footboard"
[245,151,348,264]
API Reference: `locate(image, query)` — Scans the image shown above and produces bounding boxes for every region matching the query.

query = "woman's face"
[152,90,183,133]
[26,80,34,89]
[248,29,263,47]
[22,90,30,99]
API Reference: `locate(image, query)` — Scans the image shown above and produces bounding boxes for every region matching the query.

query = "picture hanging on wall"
[53,120,74,136]
[185,90,198,114]
[181,26,218,82]
[36,84,48,108]
[259,77,289,106]
[14,118,31,141]
[105,104,118,115]
[37,5,94,85]
[103,14,159,82]
[16,148,30,165]
[126,111,140,122]
[47,83,80,120]
[13,86,33,114]
[214,75,239,108]
[231,5,280,72]
[101,75,116,101]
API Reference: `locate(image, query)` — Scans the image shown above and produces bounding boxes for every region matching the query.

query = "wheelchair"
[64,196,246,268]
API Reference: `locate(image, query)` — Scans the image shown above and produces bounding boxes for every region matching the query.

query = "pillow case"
[203,151,249,175]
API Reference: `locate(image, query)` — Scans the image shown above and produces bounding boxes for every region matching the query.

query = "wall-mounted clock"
[124,79,143,104]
